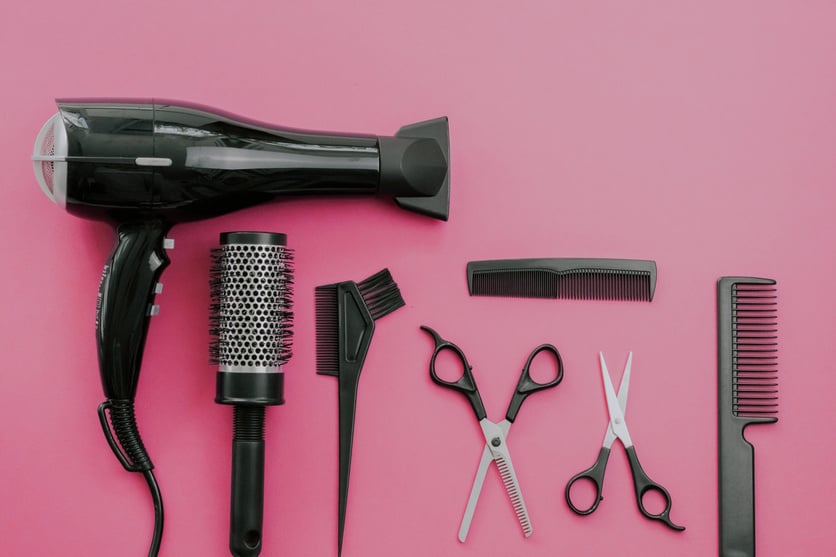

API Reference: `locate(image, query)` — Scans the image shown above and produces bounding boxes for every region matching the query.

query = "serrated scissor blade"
[493,451,532,537]
[477,420,531,538]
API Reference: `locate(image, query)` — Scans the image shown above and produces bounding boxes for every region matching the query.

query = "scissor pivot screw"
[491,437,501,447]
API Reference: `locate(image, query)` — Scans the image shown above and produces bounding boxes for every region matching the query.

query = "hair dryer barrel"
[34,99,450,222]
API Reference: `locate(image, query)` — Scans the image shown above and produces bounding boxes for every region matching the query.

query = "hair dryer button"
[154,283,164,295]
[148,304,160,317]
[163,238,175,250]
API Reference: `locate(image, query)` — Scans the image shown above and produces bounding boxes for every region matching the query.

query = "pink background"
[2,1,835,555]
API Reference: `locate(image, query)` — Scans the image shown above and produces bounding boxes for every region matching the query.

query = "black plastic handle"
[230,440,265,557]
[565,447,610,515]
[96,219,171,400]
[420,326,486,421]
[505,344,563,423]
[625,446,685,531]
[719,429,757,556]
[230,406,266,557]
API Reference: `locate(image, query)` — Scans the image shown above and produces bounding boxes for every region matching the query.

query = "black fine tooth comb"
[718,277,779,557]
[467,258,657,301]
[314,268,404,557]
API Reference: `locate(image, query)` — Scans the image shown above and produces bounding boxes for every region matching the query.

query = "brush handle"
[337,373,362,557]
[719,427,756,557]
[230,406,266,557]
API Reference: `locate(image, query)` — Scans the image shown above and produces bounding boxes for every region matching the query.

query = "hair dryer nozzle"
[387,117,450,221]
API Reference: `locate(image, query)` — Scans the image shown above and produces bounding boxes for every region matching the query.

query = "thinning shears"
[421,326,564,542]
[565,352,684,531]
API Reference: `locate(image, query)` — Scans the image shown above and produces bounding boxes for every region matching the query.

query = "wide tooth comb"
[467,258,657,301]
[731,282,779,418]
[717,276,779,557]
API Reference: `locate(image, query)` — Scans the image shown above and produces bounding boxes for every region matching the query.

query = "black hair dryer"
[32,98,450,556]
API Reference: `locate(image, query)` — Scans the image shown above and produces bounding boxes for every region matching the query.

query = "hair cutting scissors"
[421,326,564,542]
[565,352,684,531]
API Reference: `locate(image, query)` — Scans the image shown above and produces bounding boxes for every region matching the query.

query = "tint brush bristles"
[357,268,406,319]
[732,282,779,418]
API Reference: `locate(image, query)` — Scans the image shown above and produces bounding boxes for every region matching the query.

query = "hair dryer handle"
[96,219,172,401]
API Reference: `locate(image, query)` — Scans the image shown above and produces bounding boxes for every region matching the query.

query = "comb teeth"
[470,269,654,301]
[732,282,779,418]
[494,454,532,537]
[357,268,406,320]
[467,259,657,301]
[314,283,339,376]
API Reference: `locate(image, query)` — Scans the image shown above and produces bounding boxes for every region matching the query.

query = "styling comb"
[717,277,778,557]
[467,258,657,301]
[315,269,405,557]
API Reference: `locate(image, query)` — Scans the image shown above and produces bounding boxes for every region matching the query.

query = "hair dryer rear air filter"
[32,112,68,205]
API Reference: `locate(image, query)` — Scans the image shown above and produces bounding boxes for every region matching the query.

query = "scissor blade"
[617,352,632,415]
[459,420,511,543]
[478,420,532,537]
[458,444,493,542]
[459,420,512,542]
[599,352,633,447]
[493,449,532,538]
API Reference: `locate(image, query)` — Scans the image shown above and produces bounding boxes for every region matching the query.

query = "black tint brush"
[315,269,405,556]
[717,277,779,557]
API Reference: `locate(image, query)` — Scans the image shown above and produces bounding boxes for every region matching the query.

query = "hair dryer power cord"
[98,400,165,557]
[142,469,164,557]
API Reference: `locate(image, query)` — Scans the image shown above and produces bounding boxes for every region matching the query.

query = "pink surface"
[2,2,836,555]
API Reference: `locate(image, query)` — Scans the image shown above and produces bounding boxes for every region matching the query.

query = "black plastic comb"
[717,277,778,557]
[467,258,657,301]
[314,268,404,557]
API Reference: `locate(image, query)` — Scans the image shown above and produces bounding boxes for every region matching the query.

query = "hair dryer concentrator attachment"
[387,117,450,220]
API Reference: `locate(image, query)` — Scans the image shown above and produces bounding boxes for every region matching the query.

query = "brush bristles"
[357,268,405,320]
[732,283,778,418]
[470,269,653,301]
[314,283,339,375]
[209,244,294,368]
[314,269,404,376]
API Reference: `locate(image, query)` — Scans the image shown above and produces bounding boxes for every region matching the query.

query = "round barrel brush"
[210,232,294,557]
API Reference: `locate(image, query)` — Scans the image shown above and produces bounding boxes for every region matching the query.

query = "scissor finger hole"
[567,477,599,513]
[527,347,561,384]
[433,346,467,383]
[640,487,668,516]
